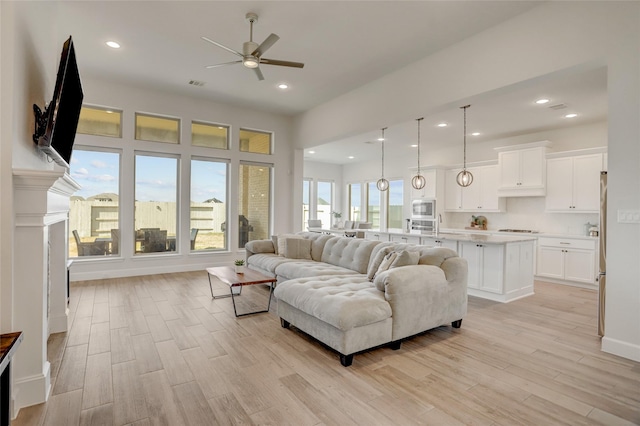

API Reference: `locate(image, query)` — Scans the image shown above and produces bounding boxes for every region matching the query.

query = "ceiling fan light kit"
[456,105,474,187]
[202,12,304,81]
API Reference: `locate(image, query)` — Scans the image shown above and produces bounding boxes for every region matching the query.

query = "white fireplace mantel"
[11,168,80,414]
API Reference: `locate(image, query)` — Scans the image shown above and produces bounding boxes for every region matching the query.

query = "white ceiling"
[54,1,607,164]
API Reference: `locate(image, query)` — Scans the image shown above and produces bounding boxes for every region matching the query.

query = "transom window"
[239,128,272,154]
[135,113,180,144]
[192,121,229,149]
[77,106,122,138]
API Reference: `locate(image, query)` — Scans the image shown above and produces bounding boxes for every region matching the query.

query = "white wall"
[296,2,640,362]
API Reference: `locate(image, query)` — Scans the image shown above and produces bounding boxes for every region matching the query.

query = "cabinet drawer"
[537,237,596,250]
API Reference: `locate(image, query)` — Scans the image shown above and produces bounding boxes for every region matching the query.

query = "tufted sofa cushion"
[320,238,381,274]
[275,261,358,281]
[273,275,392,331]
[248,253,298,273]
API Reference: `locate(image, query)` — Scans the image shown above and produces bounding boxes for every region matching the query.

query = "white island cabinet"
[458,239,535,302]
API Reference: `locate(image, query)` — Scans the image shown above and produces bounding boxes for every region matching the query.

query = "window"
[348,183,362,221]
[367,182,381,229]
[192,121,228,149]
[238,163,272,248]
[190,159,228,251]
[68,149,120,258]
[317,181,333,228]
[387,179,404,230]
[239,128,272,154]
[302,179,311,229]
[77,106,122,138]
[134,154,178,254]
[135,113,180,144]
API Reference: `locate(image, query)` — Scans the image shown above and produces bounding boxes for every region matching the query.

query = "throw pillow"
[277,233,302,256]
[373,251,398,280]
[283,238,312,260]
[367,246,394,281]
[390,250,420,269]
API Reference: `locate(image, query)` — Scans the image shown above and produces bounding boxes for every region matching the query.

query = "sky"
[70,149,227,203]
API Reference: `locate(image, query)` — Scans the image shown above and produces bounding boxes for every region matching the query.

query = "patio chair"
[190,228,199,250]
[142,229,167,253]
[72,230,108,256]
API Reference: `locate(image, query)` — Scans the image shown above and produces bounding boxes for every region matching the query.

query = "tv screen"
[33,36,83,168]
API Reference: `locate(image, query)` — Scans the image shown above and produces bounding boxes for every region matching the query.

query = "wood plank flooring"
[14,272,640,425]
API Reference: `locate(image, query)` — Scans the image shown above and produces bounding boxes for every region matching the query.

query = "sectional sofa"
[244,232,468,366]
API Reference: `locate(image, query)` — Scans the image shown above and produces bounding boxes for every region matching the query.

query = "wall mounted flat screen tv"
[33,36,83,168]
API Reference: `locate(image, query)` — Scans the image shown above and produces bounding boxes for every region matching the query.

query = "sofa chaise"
[244,232,468,366]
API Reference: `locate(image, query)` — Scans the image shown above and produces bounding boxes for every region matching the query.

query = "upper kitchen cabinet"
[409,169,437,199]
[444,165,505,212]
[545,152,604,212]
[495,141,551,197]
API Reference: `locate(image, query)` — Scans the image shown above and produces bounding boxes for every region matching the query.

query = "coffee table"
[206,266,277,317]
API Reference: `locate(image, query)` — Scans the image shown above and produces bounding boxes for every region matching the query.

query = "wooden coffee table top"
[206,266,276,287]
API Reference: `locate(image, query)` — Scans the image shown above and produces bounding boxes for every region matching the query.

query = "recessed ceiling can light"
[437,123,448,127]
[106,41,121,49]
[565,113,578,118]
[348,156,354,159]
[471,132,480,136]
[278,83,289,89]
[410,144,418,148]
[308,150,315,154]
[536,98,550,104]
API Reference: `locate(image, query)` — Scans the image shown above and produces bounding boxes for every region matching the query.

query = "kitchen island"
[364,230,536,302]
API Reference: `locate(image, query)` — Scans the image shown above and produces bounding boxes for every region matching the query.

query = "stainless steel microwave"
[411,199,436,219]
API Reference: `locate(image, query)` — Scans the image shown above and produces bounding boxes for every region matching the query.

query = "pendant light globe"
[456,169,474,187]
[411,174,426,190]
[376,178,390,191]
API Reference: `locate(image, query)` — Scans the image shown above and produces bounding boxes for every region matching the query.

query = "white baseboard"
[601,336,640,362]
[48,311,68,333]
[13,362,51,419]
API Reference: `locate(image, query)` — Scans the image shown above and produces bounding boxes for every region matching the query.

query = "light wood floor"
[14,272,640,425]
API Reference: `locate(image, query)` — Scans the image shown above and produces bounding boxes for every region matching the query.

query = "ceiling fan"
[202,12,304,81]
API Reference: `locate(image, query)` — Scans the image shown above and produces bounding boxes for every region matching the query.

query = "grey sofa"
[244,232,468,366]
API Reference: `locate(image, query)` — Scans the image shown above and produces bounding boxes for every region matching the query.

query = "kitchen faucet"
[435,214,442,236]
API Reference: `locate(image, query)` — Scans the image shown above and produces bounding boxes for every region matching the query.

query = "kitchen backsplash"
[444,197,599,236]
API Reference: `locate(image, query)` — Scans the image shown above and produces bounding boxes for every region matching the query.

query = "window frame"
[238,127,273,155]
[134,112,181,144]
[191,120,230,150]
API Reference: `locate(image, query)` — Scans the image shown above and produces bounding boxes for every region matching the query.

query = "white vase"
[235,265,245,274]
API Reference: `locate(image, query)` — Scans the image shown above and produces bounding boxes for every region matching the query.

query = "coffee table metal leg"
[231,281,275,317]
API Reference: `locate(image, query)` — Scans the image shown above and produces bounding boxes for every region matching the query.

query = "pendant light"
[376,127,389,191]
[456,105,474,187]
[411,117,426,190]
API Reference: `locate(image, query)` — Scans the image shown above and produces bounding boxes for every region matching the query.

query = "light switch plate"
[617,209,640,223]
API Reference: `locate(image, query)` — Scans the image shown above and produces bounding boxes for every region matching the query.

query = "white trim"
[602,336,640,362]
[493,140,553,153]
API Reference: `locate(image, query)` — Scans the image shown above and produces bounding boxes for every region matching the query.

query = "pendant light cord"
[461,105,470,170]
[416,117,424,173]
[381,127,386,177]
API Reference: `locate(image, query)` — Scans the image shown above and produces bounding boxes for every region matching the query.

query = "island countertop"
[370,230,538,244]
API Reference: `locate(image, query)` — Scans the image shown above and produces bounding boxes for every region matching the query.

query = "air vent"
[188,80,206,87]
[549,103,567,110]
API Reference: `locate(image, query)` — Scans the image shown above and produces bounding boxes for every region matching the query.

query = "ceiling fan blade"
[253,67,265,81]
[201,36,243,57]
[205,60,242,69]
[260,58,305,68]
[252,33,280,57]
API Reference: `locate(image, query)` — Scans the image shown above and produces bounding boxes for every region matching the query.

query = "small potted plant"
[234,259,245,274]
[331,211,342,228]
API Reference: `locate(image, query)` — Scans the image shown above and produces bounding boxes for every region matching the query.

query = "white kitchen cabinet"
[536,237,596,285]
[461,165,505,212]
[545,154,602,212]
[364,231,389,241]
[445,165,505,212]
[389,234,421,244]
[444,168,463,211]
[459,240,535,302]
[421,237,458,251]
[497,143,549,197]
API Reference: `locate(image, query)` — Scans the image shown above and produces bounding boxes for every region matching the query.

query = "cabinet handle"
[476,244,483,247]
[401,237,407,241]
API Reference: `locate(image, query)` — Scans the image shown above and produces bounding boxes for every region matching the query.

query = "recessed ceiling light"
[565,113,578,118]
[348,156,355,159]
[437,123,448,127]
[410,144,418,148]
[536,98,550,104]
[277,83,289,89]
[471,132,481,136]
[106,41,121,49]
[308,150,315,154]
[377,137,385,141]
